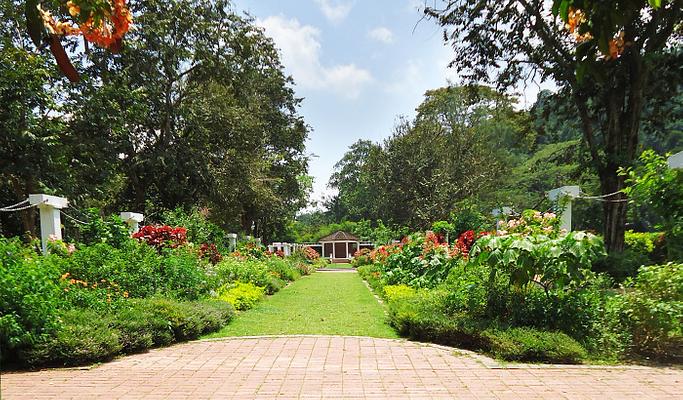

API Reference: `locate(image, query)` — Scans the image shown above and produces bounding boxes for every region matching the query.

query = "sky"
[232,0,550,207]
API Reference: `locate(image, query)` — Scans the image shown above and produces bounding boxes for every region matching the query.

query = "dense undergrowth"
[0,210,326,368]
[356,210,682,364]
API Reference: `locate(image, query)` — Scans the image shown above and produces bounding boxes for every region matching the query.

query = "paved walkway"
[2,336,681,399]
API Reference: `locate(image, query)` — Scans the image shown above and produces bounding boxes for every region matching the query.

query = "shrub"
[352,248,372,267]
[0,238,64,363]
[136,298,234,341]
[61,242,210,300]
[616,263,683,360]
[218,282,265,311]
[214,258,285,294]
[383,284,416,302]
[77,208,131,248]
[21,309,121,367]
[133,225,188,250]
[199,243,222,264]
[267,258,302,281]
[162,207,225,247]
[483,328,587,363]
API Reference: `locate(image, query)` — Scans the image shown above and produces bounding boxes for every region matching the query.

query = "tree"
[66,0,310,237]
[1,0,311,240]
[329,85,530,228]
[425,0,682,252]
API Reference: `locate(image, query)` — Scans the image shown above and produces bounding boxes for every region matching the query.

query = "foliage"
[615,263,683,360]
[0,238,64,362]
[327,86,530,229]
[623,150,683,259]
[424,0,682,252]
[1,0,311,242]
[385,288,587,363]
[61,241,210,300]
[213,257,285,295]
[20,309,121,367]
[352,248,373,267]
[218,282,265,311]
[77,208,130,248]
[471,231,606,292]
[162,207,226,247]
[199,243,222,265]
[132,225,188,250]
[482,328,587,363]
[497,210,561,237]
[383,285,416,303]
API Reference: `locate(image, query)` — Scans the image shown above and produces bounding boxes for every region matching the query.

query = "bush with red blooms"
[199,243,222,264]
[132,225,187,250]
[275,250,285,258]
[450,230,490,259]
[352,248,373,267]
[302,246,320,261]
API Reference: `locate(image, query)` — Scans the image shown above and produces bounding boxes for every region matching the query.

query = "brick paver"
[1,336,681,399]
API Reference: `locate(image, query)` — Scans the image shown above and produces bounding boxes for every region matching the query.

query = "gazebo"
[318,231,371,263]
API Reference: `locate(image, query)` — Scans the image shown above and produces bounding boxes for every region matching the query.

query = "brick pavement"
[1,336,681,399]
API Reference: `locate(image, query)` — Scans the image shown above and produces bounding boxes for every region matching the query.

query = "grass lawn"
[204,272,398,338]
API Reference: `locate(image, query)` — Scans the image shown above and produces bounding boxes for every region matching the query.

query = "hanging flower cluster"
[562,6,626,60]
[37,0,132,50]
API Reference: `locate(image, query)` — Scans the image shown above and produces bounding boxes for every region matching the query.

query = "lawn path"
[204,271,398,338]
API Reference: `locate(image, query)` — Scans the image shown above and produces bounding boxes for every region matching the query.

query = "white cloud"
[314,0,353,24]
[368,27,394,44]
[258,16,372,99]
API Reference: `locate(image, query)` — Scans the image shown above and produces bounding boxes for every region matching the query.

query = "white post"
[547,186,580,232]
[668,151,683,169]
[119,212,144,234]
[29,194,68,254]
[283,243,291,256]
[227,233,237,252]
[492,207,513,231]
[332,242,336,260]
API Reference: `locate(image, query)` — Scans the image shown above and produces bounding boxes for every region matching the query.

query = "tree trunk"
[600,169,628,253]
[11,175,36,236]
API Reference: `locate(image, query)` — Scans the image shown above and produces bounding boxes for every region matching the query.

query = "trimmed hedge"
[18,299,234,367]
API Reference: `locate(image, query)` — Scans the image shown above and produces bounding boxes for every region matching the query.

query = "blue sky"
[233,0,549,206]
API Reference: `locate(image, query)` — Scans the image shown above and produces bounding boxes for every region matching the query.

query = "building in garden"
[269,231,374,263]
[317,231,373,263]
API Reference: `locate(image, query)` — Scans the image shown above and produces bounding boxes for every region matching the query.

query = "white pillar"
[332,242,336,259]
[669,151,683,169]
[119,212,144,234]
[227,233,237,251]
[29,194,68,254]
[283,243,291,256]
[492,207,513,231]
[547,186,580,232]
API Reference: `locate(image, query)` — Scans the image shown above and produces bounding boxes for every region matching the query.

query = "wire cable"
[0,199,29,211]
[61,211,87,225]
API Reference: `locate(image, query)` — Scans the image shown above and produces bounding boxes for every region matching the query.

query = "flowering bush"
[302,246,320,261]
[498,210,560,237]
[352,248,373,267]
[199,243,222,265]
[132,225,187,250]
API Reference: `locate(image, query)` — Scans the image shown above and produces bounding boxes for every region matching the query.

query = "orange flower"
[60,272,71,280]
[123,291,129,298]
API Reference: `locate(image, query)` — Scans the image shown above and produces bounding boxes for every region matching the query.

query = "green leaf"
[648,0,662,8]
[25,0,44,48]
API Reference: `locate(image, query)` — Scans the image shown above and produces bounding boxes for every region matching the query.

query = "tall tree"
[425,0,682,252]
